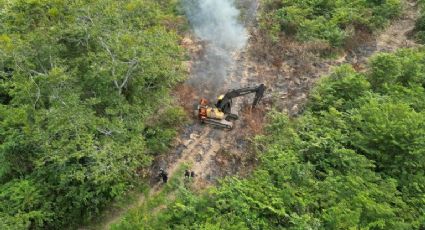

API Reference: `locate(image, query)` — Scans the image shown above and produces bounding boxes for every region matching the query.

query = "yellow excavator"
[195,84,266,129]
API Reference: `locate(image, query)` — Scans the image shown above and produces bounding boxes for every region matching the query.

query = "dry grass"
[344,27,374,51]
[241,104,267,135]
[173,84,197,114]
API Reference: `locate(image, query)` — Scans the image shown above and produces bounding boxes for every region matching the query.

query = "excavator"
[195,84,266,129]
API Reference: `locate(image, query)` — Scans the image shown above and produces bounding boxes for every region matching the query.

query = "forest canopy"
[0,0,186,228]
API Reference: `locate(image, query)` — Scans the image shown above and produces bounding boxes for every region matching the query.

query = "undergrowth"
[260,0,402,47]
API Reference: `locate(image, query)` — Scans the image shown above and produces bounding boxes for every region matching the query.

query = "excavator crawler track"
[202,118,233,129]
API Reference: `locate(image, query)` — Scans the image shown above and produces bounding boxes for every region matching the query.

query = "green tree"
[0,0,186,228]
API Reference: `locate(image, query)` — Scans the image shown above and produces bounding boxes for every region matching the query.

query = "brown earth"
[83,0,422,229]
[153,0,423,207]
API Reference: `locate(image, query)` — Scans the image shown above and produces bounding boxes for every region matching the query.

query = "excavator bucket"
[252,84,265,108]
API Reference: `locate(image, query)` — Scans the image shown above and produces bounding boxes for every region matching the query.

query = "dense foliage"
[0,0,186,228]
[260,0,401,46]
[115,49,425,229]
[415,0,425,43]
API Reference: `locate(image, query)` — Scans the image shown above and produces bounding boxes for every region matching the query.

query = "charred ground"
[84,0,423,229]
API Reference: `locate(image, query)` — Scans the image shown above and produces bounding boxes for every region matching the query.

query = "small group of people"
[158,168,196,184]
[184,169,195,179]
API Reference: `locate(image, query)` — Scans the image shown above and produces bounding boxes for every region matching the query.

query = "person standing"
[184,169,190,178]
[159,168,168,183]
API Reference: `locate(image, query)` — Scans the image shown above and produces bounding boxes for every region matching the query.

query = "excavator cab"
[216,94,232,114]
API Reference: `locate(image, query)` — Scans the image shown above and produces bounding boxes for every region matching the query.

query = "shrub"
[261,0,402,47]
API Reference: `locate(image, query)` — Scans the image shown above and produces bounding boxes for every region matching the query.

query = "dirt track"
[148,0,422,214]
[88,0,422,229]
[253,0,421,116]
[152,0,263,191]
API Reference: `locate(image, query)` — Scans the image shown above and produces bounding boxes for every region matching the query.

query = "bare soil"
[86,0,422,229]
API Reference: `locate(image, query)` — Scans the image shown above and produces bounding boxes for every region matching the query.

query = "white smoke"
[185,0,248,50]
[183,0,249,96]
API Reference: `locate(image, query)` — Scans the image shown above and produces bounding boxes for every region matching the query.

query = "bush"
[0,180,52,229]
[261,0,402,47]
[309,64,371,111]
[415,0,425,43]
[144,107,188,154]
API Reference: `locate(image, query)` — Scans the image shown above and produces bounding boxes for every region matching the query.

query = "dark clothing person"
[159,169,168,183]
[184,170,190,178]
[190,171,195,178]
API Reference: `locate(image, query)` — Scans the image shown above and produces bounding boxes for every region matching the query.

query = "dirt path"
[85,2,261,229]
[254,0,421,115]
[377,0,420,52]
[86,1,422,229]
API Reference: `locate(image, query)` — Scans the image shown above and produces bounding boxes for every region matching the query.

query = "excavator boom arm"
[216,84,265,112]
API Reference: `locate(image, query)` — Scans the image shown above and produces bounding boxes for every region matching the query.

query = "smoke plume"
[183,0,248,96]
